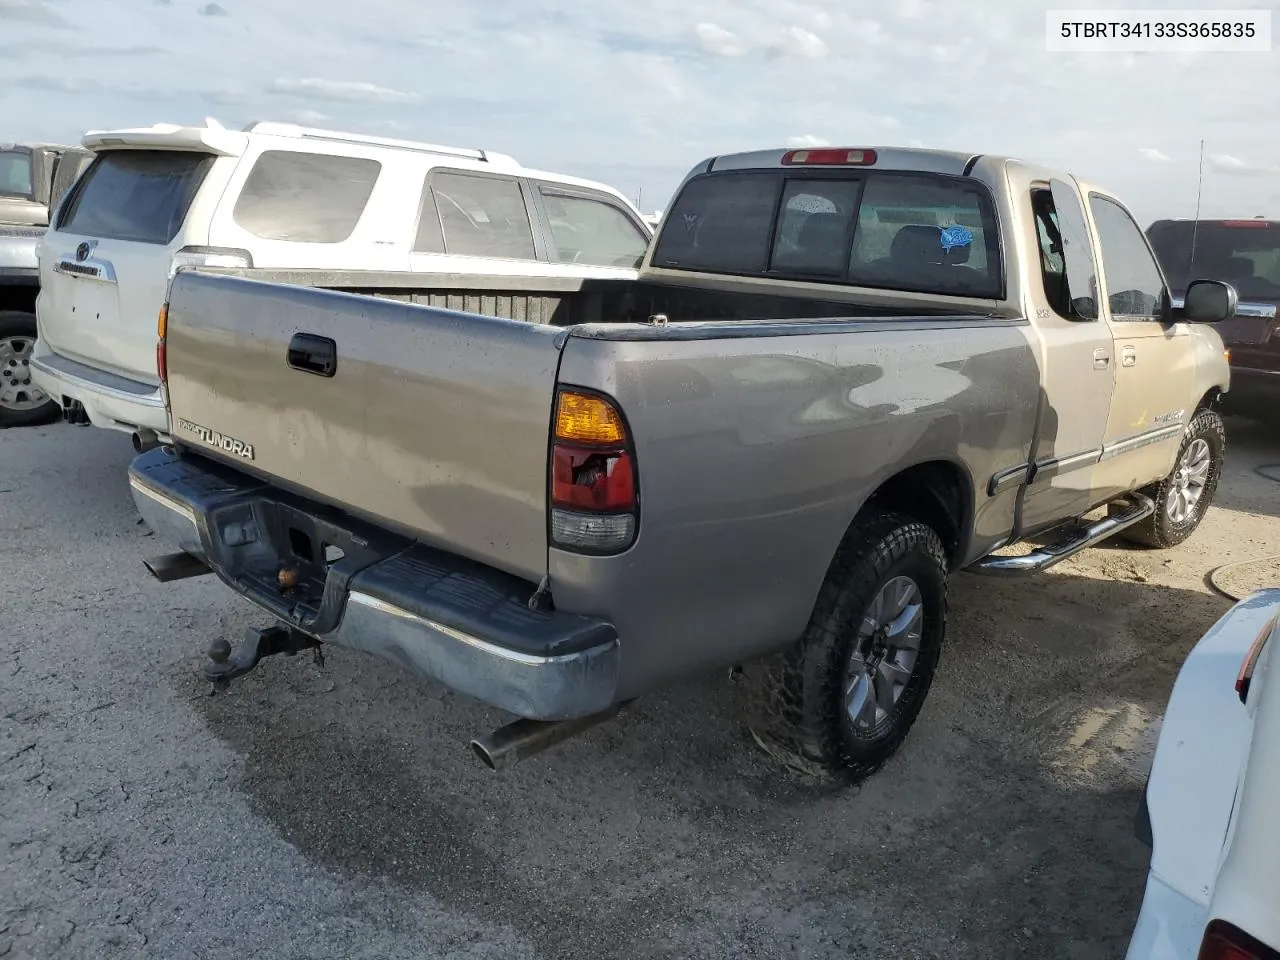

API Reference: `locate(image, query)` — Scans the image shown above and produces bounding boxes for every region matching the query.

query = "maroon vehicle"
[1147,218,1280,416]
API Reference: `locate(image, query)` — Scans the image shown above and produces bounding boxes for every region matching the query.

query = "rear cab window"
[652,168,1003,299]
[1147,220,1280,301]
[56,150,214,244]
[232,150,382,244]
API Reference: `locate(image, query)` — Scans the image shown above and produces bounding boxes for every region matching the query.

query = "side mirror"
[1176,279,1238,323]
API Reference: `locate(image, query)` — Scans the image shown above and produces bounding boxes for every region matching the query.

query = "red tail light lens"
[781,148,877,166]
[552,447,635,511]
[1237,614,1276,703]
[549,388,638,554]
[1199,920,1280,959]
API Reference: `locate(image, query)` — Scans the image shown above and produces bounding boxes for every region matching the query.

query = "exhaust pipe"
[470,702,629,771]
[132,429,160,453]
[143,551,212,582]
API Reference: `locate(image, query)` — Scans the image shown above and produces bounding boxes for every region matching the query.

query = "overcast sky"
[1,0,1278,223]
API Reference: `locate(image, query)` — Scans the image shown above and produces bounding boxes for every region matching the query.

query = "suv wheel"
[0,311,60,428]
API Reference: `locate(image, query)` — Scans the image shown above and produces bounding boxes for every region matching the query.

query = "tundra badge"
[177,418,255,460]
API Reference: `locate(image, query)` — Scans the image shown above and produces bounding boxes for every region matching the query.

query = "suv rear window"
[233,151,381,244]
[1147,220,1280,300]
[57,150,213,244]
[652,170,1002,298]
[0,150,33,199]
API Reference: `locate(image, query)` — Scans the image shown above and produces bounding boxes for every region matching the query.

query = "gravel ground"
[3,413,1278,960]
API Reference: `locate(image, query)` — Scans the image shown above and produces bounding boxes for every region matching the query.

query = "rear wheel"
[0,311,60,428]
[1113,407,1226,549]
[742,510,948,782]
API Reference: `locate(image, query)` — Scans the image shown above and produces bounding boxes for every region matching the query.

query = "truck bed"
[199,266,990,327]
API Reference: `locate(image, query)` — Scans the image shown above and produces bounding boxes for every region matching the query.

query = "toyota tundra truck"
[129,146,1237,782]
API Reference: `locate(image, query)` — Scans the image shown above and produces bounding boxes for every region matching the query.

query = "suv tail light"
[156,303,168,384]
[1199,920,1280,959]
[168,245,253,278]
[549,388,638,554]
[1237,613,1276,703]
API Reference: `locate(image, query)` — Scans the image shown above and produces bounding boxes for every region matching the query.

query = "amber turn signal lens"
[555,391,626,444]
[157,303,168,339]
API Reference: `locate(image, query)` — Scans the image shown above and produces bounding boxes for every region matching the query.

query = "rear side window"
[653,170,1002,298]
[57,150,213,245]
[539,189,650,268]
[0,150,33,199]
[430,172,535,260]
[233,151,381,244]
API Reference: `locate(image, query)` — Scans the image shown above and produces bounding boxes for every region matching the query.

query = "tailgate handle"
[287,333,337,377]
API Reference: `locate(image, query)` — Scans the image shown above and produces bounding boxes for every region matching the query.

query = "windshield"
[1147,220,1280,300]
[0,149,34,200]
[56,149,214,245]
[651,169,1002,299]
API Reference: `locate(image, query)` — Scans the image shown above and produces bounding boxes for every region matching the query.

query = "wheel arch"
[849,458,974,573]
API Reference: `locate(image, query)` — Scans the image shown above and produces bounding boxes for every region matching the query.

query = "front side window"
[430,172,535,260]
[651,169,1002,298]
[1089,195,1167,320]
[57,150,214,245]
[233,151,381,244]
[539,190,649,268]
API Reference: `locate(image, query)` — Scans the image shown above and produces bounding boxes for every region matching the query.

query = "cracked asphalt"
[4,415,1279,959]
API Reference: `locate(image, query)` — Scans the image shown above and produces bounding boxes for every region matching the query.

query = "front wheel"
[0,311,60,428]
[742,510,948,783]
[1114,407,1226,549]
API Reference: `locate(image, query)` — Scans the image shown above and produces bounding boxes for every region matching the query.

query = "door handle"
[287,333,337,377]
[1092,348,1110,369]
[1121,345,1137,367]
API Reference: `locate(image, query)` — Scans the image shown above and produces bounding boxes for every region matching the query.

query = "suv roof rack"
[240,121,517,166]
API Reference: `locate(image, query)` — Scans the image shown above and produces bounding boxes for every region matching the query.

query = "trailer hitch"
[203,624,323,694]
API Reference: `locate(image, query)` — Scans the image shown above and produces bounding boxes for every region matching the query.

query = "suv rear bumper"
[29,343,168,435]
[128,445,621,721]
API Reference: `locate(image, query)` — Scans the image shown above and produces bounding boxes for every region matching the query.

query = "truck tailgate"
[162,270,566,582]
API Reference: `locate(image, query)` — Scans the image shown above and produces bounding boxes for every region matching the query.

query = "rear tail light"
[1198,920,1280,959]
[156,303,168,384]
[781,148,877,166]
[1236,613,1276,703]
[168,245,253,278]
[549,388,638,554]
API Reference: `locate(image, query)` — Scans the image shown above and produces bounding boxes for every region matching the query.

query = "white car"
[1127,587,1280,960]
[31,119,653,447]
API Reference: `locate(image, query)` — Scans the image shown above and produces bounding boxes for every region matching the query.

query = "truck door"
[1086,192,1195,500]
[1015,178,1117,535]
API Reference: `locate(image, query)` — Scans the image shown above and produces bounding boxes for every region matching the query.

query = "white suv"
[31,119,653,445]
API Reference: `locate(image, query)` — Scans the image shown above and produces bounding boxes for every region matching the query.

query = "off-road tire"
[0,310,60,428]
[1113,407,1226,549]
[741,510,948,783]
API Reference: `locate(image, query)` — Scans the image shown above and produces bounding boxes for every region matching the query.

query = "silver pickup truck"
[129,146,1236,782]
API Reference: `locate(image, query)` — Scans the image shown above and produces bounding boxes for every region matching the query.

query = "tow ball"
[203,624,324,694]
